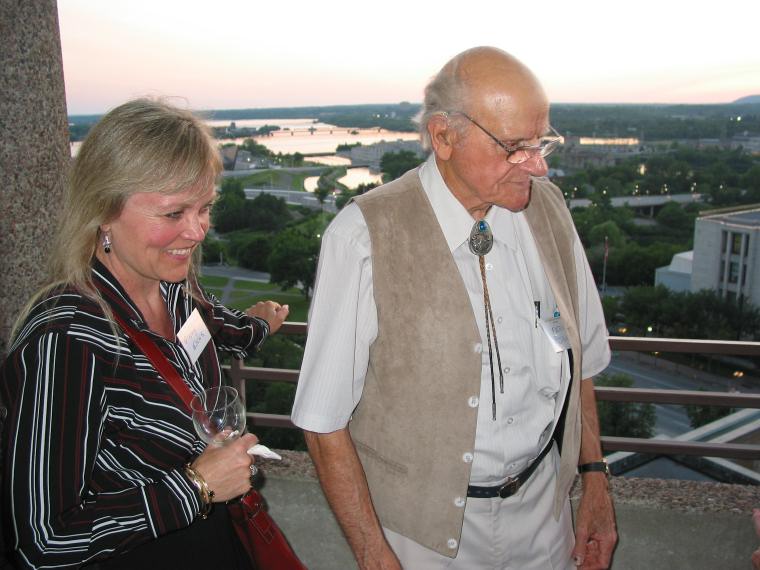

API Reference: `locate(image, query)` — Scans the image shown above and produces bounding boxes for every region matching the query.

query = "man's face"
[442,99,550,215]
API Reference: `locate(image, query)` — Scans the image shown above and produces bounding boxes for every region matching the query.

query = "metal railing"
[225,325,760,460]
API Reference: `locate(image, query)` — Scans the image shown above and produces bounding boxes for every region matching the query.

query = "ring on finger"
[249,463,259,485]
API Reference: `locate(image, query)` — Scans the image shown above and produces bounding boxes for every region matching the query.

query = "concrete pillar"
[0,0,69,352]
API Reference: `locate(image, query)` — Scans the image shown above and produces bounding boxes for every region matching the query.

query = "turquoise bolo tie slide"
[469,219,493,256]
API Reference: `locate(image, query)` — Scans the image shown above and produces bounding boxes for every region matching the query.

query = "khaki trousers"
[384,448,575,570]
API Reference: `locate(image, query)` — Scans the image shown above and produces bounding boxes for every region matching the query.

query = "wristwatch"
[578,459,610,477]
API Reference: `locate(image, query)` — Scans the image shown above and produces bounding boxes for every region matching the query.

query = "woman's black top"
[0,261,267,568]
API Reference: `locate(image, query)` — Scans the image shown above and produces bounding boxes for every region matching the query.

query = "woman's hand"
[246,301,290,334]
[191,433,258,502]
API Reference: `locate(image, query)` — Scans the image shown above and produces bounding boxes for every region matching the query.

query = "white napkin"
[247,443,282,460]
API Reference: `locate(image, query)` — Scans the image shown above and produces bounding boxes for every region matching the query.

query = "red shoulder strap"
[113,313,195,412]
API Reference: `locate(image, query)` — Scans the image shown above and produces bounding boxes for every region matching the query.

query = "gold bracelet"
[184,463,215,519]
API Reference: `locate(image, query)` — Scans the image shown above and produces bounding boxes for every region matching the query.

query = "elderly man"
[292,46,617,569]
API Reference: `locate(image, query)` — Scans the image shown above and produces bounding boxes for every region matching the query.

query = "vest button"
[447,538,458,549]
[462,452,473,463]
[454,496,466,508]
[467,396,479,408]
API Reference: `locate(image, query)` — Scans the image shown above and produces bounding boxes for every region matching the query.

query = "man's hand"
[572,473,617,569]
[304,429,402,570]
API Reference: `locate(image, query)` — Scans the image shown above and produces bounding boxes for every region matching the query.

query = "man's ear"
[428,114,455,161]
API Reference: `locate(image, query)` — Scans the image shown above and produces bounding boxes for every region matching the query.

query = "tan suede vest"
[352,168,582,557]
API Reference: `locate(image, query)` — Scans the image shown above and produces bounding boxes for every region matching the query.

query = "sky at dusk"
[58,0,760,115]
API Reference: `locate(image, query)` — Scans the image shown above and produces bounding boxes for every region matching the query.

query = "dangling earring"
[102,233,112,254]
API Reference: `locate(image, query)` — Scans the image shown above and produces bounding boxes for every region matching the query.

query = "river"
[70,118,420,189]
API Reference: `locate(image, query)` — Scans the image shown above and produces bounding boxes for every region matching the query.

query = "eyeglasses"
[458,113,562,164]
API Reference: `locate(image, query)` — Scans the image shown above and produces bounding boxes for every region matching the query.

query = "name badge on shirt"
[539,316,571,353]
[177,309,211,364]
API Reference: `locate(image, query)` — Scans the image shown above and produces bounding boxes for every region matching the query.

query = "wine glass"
[190,386,246,445]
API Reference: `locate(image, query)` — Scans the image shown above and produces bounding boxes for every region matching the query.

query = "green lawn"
[204,287,224,298]
[198,275,229,287]
[234,279,299,294]
[232,170,320,191]
[229,293,308,322]
[198,274,308,321]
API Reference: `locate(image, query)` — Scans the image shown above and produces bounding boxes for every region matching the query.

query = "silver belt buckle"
[498,476,520,498]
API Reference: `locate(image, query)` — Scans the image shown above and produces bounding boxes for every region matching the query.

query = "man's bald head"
[419,47,549,149]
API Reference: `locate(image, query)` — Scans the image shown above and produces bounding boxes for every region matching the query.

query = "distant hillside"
[68,101,760,142]
[733,95,760,104]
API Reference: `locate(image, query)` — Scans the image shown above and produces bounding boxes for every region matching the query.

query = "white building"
[655,251,693,292]
[690,207,760,305]
[347,139,424,171]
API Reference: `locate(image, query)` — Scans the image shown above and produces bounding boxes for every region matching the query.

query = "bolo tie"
[469,219,504,421]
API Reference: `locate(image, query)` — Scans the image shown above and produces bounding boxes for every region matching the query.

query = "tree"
[212,182,292,234]
[201,237,226,265]
[240,138,272,157]
[684,388,734,429]
[212,178,248,233]
[267,214,332,299]
[245,336,307,450]
[247,193,291,232]
[380,150,423,182]
[588,220,625,248]
[594,373,656,438]
[655,202,690,231]
[228,232,272,271]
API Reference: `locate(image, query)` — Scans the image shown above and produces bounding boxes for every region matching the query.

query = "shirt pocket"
[532,324,564,400]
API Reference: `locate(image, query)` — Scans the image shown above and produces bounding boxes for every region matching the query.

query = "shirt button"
[447,538,458,549]
[468,396,479,408]
[462,452,474,463]
[497,316,503,324]
[507,417,514,424]
[485,262,494,271]
[474,343,482,354]
[504,366,511,374]
[454,496,466,508]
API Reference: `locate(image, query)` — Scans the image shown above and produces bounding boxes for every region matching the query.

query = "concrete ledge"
[259,452,759,569]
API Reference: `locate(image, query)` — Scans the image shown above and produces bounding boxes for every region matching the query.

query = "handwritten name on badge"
[177,309,211,364]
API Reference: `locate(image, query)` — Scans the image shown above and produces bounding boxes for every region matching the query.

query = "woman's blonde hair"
[12,98,221,340]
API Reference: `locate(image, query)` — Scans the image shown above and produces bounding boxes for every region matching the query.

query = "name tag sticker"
[539,317,571,353]
[177,309,211,363]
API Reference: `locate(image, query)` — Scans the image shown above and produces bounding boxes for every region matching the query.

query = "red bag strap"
[113,313,195,412]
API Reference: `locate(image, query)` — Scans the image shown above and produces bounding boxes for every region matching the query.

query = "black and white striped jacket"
[0,261,267,568]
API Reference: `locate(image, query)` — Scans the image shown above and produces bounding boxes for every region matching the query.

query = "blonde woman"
[0,99,288,569]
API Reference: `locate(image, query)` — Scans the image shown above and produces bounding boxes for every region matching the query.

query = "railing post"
[229,359,246,407]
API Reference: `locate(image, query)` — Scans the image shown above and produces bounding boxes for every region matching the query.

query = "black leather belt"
[466,441,554,499]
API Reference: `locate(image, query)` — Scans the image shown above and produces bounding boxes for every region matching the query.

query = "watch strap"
[578,460,609,475]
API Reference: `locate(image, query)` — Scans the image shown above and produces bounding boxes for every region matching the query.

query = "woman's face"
[100,183,216,294]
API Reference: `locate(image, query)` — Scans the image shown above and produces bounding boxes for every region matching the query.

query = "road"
[604,352,755,437]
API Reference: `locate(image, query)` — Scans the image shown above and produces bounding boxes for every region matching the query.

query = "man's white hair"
[416,55,470,151]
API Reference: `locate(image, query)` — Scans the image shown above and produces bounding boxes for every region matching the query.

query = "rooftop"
[700,206,760,228]
[262,451,760,570]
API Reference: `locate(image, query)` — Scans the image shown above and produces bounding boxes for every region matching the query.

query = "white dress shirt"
[292,155,610,485]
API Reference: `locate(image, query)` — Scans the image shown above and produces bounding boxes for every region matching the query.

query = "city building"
[691,206,760,305]
[655,250,693,292]
[345,139,424,171]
